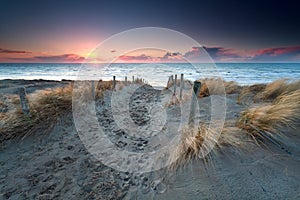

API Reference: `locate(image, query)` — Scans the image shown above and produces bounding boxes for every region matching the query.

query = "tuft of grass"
[218,119,250,148]
[224,81,243,94]
[0,84,74,141]
[168,123,218,170]
[254,79,288,102]
[237,84,266,104]
[198,78,240,98]
[237,89,300,143]
[237,79,300,104]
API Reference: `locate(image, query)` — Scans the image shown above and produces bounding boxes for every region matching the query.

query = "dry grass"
[237,89,300,142]
[198,78,241,98]
[254,79,288,102]
[217,119,250,148]
[237,84,266,104]
[168,121,249,170]
[0,81,113,142]
[169,124,210,169]
[133,77,145,84]
[0,84,73,141]
[96,80,113,98]
[224,81,243,94]
[237,79,300,104]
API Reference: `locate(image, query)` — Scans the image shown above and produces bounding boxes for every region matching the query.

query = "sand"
[0,80,299,199]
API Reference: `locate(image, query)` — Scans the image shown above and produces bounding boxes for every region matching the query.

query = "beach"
[0,78,299,199]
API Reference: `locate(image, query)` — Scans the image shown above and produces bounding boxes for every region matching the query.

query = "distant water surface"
[0,63,299,86]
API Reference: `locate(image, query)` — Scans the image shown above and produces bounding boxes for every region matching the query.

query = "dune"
[0,78,299,199]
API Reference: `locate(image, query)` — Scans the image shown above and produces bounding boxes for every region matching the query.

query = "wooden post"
[132,76,135,83]
[188,81,201,126]
[91,81,95,98]
[18,87,30,116]
[180,73,184,100]
[174,74,177,95]
[125,76,127,85]
[113,76,116,89]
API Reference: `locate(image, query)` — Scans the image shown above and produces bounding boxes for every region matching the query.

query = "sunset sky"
[1,0,300,63]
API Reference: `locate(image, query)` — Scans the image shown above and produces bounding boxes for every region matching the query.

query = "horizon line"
[1,62,300,64]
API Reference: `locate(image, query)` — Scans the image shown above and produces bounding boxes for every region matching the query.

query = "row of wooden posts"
[18,74,201,125]
[112,73,186,99]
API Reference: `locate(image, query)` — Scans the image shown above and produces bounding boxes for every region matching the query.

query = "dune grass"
[96,80,113,98]
[254,79,289,102]
[0,81,113,142]
[169,79,300,169]
[237,84,266,104]
[237,89,300,143]
[0,84,74,141]
[198,78,241,97]
[168,121,250,170]
[168,124,214,169]
[237,79,300,104]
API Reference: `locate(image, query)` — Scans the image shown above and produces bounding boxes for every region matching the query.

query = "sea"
[0,63,299,86]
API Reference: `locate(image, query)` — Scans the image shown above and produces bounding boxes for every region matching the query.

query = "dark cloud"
[8,54,85,63]
[184,46,244,61]
[163,52,181,58]
[0,48,31,54]
[161,52,183,61]
[34,54,85,62]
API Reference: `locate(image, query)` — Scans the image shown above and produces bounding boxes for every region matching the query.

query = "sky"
[0,0,300,63]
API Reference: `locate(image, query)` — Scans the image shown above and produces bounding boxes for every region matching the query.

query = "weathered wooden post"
[91,81,95,98]
[18,87,30,116]
[167,75,174,88]
[180,73,184,100]
[188,81,201,126]
[125,76,127,85]
[132,76,135,83]
[113,76,116,89]
[174,74,177,96]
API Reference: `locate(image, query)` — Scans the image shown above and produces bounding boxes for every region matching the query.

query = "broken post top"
[193,80,201,95]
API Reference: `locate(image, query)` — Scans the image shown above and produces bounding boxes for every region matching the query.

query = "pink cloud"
[118,54,154,62]
[255,46,300,57]
[251,46,300,61]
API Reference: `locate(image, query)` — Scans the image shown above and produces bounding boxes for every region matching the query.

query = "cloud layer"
[0,48,31,54]
[116,46,300,63]
[1,46,300,63]
[252,46,300,61]
[8,54,85,63]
